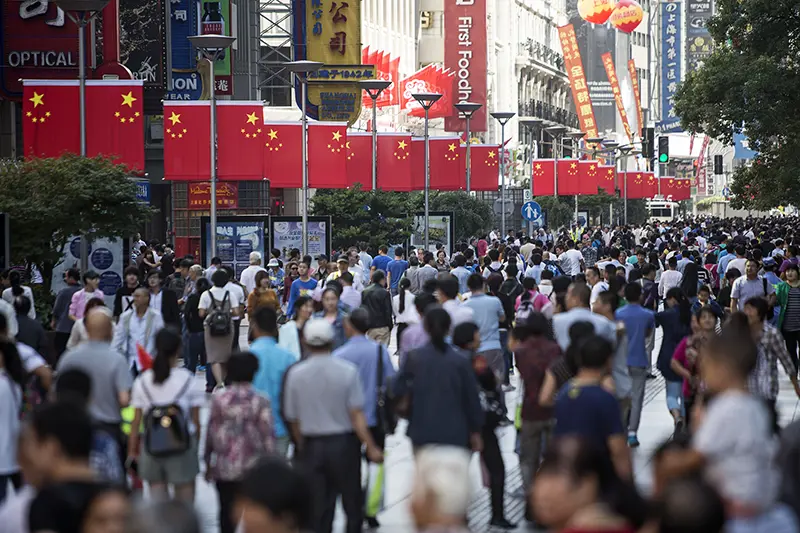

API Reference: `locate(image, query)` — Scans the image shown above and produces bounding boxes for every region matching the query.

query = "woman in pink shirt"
[68,270,105,321]
[670,306,717,429]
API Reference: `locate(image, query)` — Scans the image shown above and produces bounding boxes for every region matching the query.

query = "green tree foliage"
[0,155,155,286]
[534,194,647,229]
[423,190,495,243]
[673,0,800,209]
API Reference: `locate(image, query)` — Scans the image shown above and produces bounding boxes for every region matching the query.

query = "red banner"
[601,53,634,143]
[627,59,644,138]
[22,80,80,158]
[84,80,145,172]
[216,102,265,180]
[188,182,238,210]
[429,138,465,191]
[662,177,692,201]
[695,135,710,192]
[163,102,211,180]
[469,145,500,191]
[557,159,581,196]
[378,133,414,191]
[598,164,616,194]
[263,123,302,188]
[532,159,556,196]
[399,65,455,119]
[558,25,599,139]
[579,160,599,195]
[346,133,372,190]
[444,0,488,132]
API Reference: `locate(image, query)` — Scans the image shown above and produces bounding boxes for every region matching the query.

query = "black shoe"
[490,517,516,529]
[675,419,685,435]
[365,517,380,529]
[646,372,656,380]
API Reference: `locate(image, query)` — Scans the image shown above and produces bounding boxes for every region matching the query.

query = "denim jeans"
[185,331,205,373]
[665,379,685,416]
[499,329,512,384]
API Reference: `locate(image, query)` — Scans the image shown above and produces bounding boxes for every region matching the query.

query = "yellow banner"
[601,52,634,143]
[557,25,599,140]
[627,59,644,138]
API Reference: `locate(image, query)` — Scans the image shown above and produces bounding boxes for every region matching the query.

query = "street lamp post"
[617,145,634,225]
[520,118,543,236]
[412,93,443,251]
[545,125,567,198]
[285,60,323,256]
[602,140,619,225]
[491,112,515,239]
[454,102,482,194]
[567,130,586,225]
[56,0,111,274]
[359,80,392,190]
[189,34,236,260]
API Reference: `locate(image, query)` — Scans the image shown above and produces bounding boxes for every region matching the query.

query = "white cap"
[249,251,262,264]
[267,258,280,267]
[303,318,335,347]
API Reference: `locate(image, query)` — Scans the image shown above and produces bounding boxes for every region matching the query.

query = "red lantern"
[609,0,643,33]
[579,0,616,24]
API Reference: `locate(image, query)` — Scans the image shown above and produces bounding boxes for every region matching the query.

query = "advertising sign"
[686,0,713,70]
[1,0,80,98]
[443,0,488,133]
[202,218,267,277]
[601,53,634,143]
[658,1,683,133]
[166,0,205,101]
[291,0,364,124]
[270,217,332,266]
[119,0,169,89]
[189,182,239,210]
[410,212,455,255]
[734,131,756,160]
[200,0,233,95]
[627,60,645,138]
[134,180,150,204]
[558,25,600,140]
[51,236,123,309]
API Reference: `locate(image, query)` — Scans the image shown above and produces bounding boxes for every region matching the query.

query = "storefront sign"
[188,182,239,209]
[658,0,682,133]
[686,0,713,70]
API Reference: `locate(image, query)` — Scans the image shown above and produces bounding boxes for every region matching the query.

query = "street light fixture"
[359,80,392,191]
[545,125,568,198]
[413,93,443,250]
[55,0,110,274]
[616,145,634,225]
[566,131,586,224]
[454,102,483,194]
[283,60,323,257]
[491,112,515,239]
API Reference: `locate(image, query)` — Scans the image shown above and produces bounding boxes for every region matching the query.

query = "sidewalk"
[190,323,800,532]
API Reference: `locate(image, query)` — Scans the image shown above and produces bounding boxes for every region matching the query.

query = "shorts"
[139,436,199,485]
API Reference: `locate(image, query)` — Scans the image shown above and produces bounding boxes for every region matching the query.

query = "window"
[173,182,188,209]
[238,181,269,209]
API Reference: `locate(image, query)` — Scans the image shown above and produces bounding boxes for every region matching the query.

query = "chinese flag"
[557,159,580,195]
[217,102,265,180]
[532,159,556,196]
[263,123,302,188]
[579,160,599,195]
[430,138,465,191]
[643,172,658,198]
[137,344,153,371]
[661,177,677,199]
[469,145,500,191]
[598,165,616,194]
[163,102,211,180]
[624,172,647,199]
[22,81,80,159]
[84,81,145,171]
[346,133,372,190]
[378,134,413,191]
[675,178,692,201]
[308,123,348,189]
[377,53,392,108]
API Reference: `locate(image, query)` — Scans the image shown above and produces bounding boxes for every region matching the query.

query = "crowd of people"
[0,217,800,533]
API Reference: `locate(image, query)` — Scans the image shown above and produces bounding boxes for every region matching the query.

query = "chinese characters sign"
[293,0,363,124]
[203,220,267,278]
[658,0,682,133]
[686,0,713,70]
[627,60,644,138]
[601,53,634,143]
[558,25,599,139]
[188,182,239,209]
[200,0,233,95]
[165,0,205,101]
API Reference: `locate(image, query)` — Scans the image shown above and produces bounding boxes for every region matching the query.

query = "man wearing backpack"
[111,288,164,376]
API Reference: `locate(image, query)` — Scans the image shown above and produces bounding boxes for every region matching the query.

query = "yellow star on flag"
[246,112,258,125]
[168,112,181,126]
[121,91,137,108]
[29,92,44,108]
[115,111,120,117]
[448,143,457,152]
[135,112,140,117]
[535,163,542,170]
[570,162,577,169]
[488,151,496,158]
[241,129,246,134]
[268,129,278,140]
[45,111,51,117]
[332,130,343,142]
[25,111,31,117]
[397,140,408,150]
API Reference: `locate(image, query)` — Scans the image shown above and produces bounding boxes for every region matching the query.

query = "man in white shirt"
[437,275,474,331]
[586,266,608,307]
[112,288,164,373]
[726,245,748,280]
[239,251,267,295]
[558,240,584,277]
[520,237,535,262]
[658,257,683,300]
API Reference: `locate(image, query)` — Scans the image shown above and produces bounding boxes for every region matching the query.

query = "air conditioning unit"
[420,11,433,29]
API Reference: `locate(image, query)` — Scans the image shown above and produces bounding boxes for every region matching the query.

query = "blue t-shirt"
[615,303,655,368]
[462,293,505,351]
[553,382,624,453]
[386,259,409,290]
[286,277,318,317]
[372,255,392,274]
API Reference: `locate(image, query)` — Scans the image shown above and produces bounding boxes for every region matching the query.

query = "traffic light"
[642,127,654,159]
[658,136,670,164]
[714,154,723,175]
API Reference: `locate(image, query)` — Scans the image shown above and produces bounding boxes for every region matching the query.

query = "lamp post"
[567,131,586,225]
[454,102,482,193]
[491,112,515,239]
[602,140,620,225]
[520,117,543,236]
[617,145,634,225]
[189,34,236,260]
[56,0,111,274]
[359,80,392,190]
[545,125,567,198]
[285,60,323,256]
[412,93,443,250]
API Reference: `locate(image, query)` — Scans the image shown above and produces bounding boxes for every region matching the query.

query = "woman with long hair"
[199,269,243,389]
[656,287,693,431]
[680,261,700,301]
[2,270,35,319]
[247,270,279,320]
[278,295,314,360]
[392,277,418,355]
[128,328,203,503]
[313,286,346,351]
[671,306,717,429]
[0,328,24,504]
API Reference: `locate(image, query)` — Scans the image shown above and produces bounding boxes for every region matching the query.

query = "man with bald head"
[58,307,133,460]
[112,287,164,376]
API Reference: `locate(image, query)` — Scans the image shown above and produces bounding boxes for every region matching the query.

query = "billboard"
[443,0,488,133]
[270,217,332,266]
[52,236,124,309]
[658,0,683,133]
[166,0,206,101]
[202,218,268,278]
[410,212,455,255]
[558,25,599,140]
[686,0,713,70]
[115,0,169,90]
[200,0,233,95]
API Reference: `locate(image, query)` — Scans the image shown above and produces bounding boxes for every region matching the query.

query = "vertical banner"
[558,25,600,139]
[658,1,682,133]
[627,60,645,137]
[166,0,205,101]
[695,135,710,192]
[601,53,634,143]
[686,0,713,70]
[200,0,233,95]
[119,0,168,89]
[443,0,488,133]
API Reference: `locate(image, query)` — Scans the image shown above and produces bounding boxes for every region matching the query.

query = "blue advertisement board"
[734,132,757,160]
[166,0,204,101]
[658,1,683,133]
[135,181,150,204]
[204,220,267,278]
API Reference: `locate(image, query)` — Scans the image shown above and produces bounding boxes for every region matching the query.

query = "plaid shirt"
[748,323,796,399]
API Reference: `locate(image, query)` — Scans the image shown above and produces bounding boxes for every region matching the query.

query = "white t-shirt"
[0,371,22,474]
[727,258,748,278]
[0,486,35,533]
[199,285,243,311]
[17,342,46,374]
[559,249,584,276]
[239,265,266,296]
[1,286,35,319]
[130,368,205,435]
[225,282,247,321]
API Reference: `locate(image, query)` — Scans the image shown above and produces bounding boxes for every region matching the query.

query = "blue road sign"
[521,201,543,222]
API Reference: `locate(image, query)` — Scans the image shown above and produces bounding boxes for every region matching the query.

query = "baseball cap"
[763,257,777,267]
[315,254,328,262]
[336,254,349,263]
[303,319,335,347]
[267,258,280,267]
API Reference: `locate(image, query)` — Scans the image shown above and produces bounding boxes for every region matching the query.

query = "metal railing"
[518,99,579,129]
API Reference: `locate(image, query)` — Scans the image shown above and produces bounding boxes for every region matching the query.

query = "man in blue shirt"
[450,255,471,295]
[462,273,506,383]
[249,306,297,456]
[371,245,391,275]
[386,247,409,296]
[286,261,318,317]
[614,282,655,448]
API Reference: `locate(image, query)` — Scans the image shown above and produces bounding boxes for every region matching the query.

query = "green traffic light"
[659,154,669,163]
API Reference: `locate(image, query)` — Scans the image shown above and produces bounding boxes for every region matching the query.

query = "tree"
[0,155,155,287]
[673,0,800,209]
[534,194,648,229]
[419,191,495,242]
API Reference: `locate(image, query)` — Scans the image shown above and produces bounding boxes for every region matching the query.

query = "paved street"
[186,322,800,532]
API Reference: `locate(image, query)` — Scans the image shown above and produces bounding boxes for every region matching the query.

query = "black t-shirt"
[28,481,111,533]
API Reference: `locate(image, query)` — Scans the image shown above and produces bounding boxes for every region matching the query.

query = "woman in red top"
[531,436,645,533]
[670,306,717,430]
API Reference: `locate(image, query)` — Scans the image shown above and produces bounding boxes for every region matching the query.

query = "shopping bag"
[364,461,386,517]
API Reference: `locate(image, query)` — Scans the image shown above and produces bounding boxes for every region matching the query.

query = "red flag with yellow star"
[429,138,465,191]
[377,133,413,191]
[308,123,348,189]
[22,80,80,159]
[85,80,145,171]
[467,145,500,191]
[532,159,556,196]
[557,159,581,195]
[623,172,647,199]
[263,123,302,188]
[216,102,265,180]
[163,102,211,180]
[346,133,372,190]
[578,160,599,195]
[598,165,616,194]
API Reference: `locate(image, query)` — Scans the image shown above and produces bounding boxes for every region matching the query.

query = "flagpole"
[455,103,482,194]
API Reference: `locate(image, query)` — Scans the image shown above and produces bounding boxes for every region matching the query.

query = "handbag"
[376,344,398,434]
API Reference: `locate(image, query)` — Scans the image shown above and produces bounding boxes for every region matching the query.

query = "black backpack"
[142,376,193,458]
[206,291,232,337]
